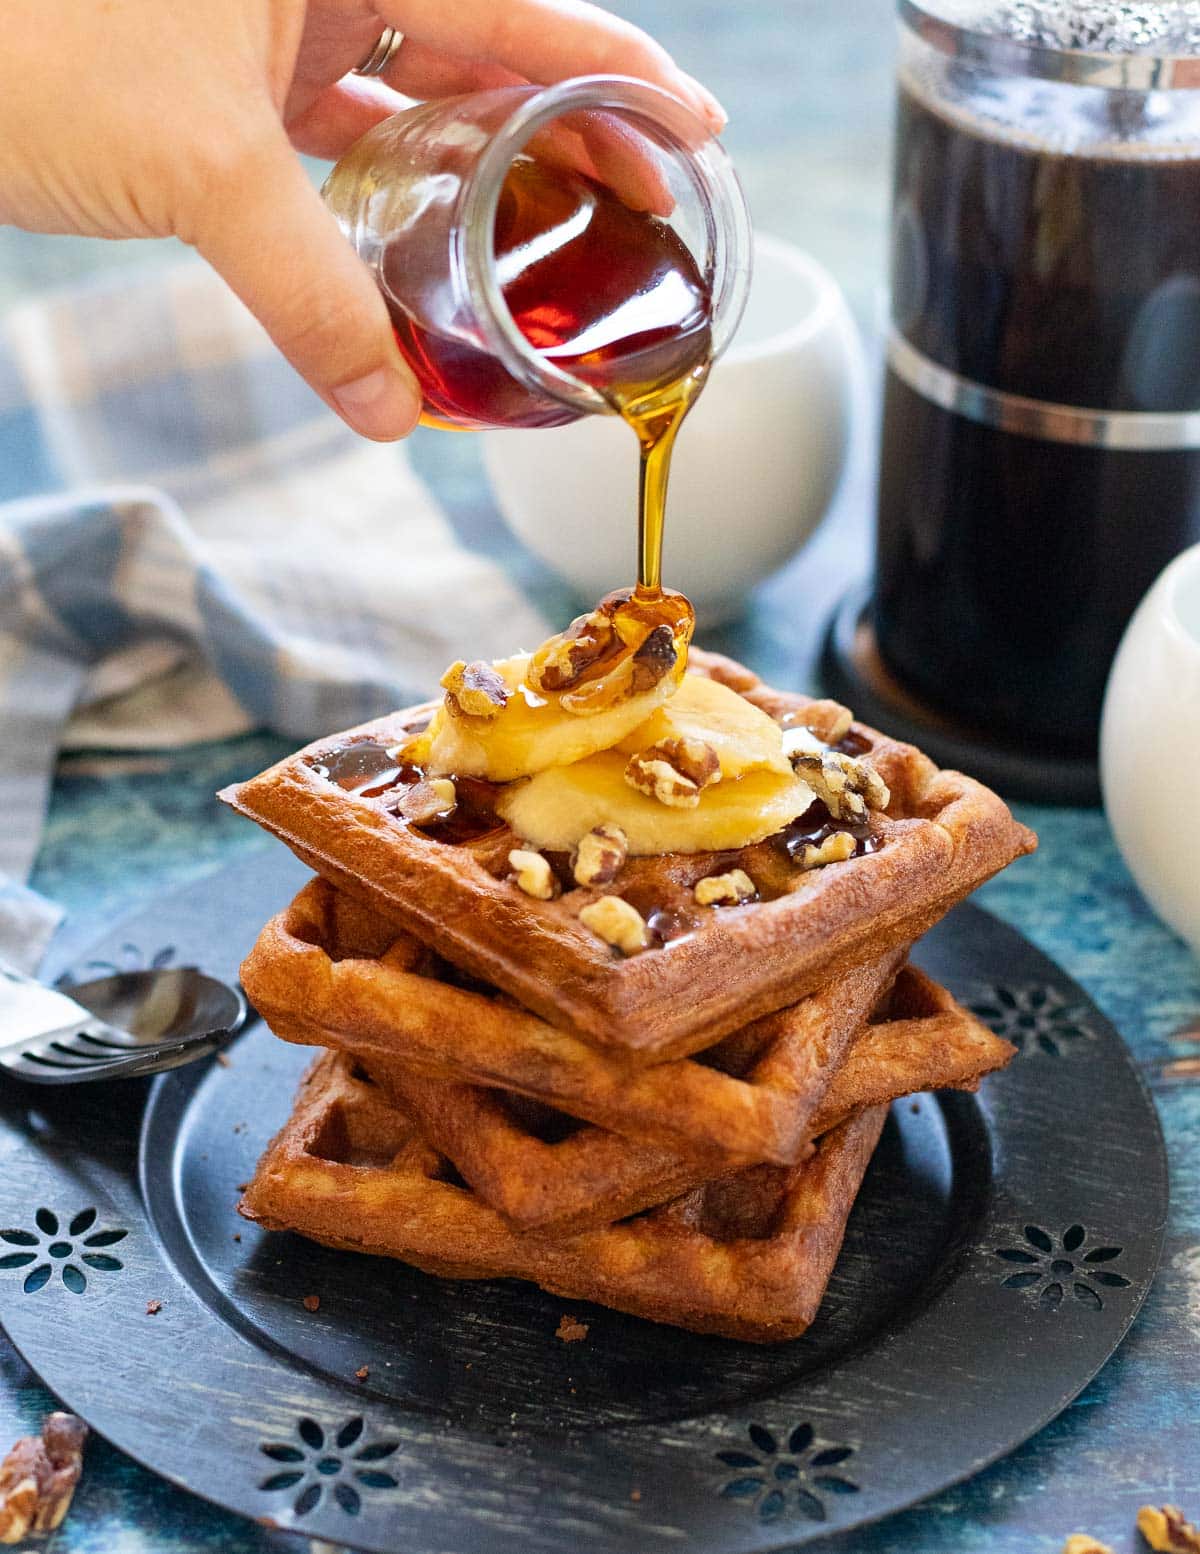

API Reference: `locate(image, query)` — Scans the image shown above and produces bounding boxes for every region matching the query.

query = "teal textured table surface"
[3,2,1199,1552]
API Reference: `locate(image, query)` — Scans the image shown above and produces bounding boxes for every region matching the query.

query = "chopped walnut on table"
[440,659,509,719]
[394,778,457,826]
[0,1413,88,1544]
[572,824,628,887]
[579,896,650,956]
[694,869,756,907]
[625,736,720,809]
[509,848,560,901]
[1139,1506,1200,1553]
[789,746,889,823]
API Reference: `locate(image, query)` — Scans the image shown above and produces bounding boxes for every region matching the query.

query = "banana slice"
[617,674,791,779]
[424,655,678,782]
[497,751,816,855]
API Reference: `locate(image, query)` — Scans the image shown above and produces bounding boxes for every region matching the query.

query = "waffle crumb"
[145,1299,162,1316]
[509,848,560,901]
[694,869,756,907]
[1063,1537,1115,1554]
[556,1315,589,1344]
[1138,1506,1200,1552]
[579,896,650,956]
[630,1489,642,1503]
[354,1366,369,1382]
[302,1294,320,1312]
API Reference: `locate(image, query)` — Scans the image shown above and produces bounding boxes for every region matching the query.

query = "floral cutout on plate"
[258,1416,400,1517]
[967,984,1098,1057]
[716,1422,859,1522]
[0,1208,127,1294]
[995,1224,1131,1310]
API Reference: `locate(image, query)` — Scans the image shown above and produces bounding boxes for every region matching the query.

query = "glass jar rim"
[900,0,1200,89]
[454,74,752,418]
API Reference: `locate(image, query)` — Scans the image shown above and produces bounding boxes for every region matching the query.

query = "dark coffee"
[876,74,1200,755]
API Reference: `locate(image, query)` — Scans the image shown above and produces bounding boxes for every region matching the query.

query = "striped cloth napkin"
[0,259,549,971]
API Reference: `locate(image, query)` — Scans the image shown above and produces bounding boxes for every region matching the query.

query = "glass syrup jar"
[321,74,753,431]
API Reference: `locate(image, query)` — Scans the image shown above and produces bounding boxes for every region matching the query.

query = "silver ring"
[353,26,405,77]
[887,328,1200,452]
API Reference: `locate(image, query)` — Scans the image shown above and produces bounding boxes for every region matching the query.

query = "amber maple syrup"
[375,151,710,697]
[389,153,710,679]
[384,155,713,439]
[317,156,715,845]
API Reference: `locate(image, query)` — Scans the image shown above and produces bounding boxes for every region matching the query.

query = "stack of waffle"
[223,651,1035,1343]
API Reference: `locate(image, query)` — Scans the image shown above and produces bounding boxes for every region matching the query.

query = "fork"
[0,960,246,1084]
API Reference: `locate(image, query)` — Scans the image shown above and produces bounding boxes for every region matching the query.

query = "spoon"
[0,960,246,1084]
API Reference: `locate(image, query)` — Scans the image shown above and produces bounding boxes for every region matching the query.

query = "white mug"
[1101,543,1200,955]
[482,232,864,624]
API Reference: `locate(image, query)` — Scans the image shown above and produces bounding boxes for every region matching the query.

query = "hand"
[0,0,723,441]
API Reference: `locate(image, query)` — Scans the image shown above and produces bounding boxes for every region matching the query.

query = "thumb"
[192,136,421,440]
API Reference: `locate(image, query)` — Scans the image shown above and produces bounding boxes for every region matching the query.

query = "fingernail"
[332,366,420,440]
[677,72,727,132]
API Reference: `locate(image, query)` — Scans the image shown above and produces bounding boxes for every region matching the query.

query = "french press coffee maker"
[823,0,1200,801]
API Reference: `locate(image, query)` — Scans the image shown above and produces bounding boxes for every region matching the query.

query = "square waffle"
[367,962,1014,1234]
[220,650,1036,1060]
[243,877,907,1166]
[239,1051,889,1344]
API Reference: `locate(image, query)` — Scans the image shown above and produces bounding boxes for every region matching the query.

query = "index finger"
[379,0,726,129]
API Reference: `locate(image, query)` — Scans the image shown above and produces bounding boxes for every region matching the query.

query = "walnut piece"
[0,1413,87,1543]
[1062,1537,1115,1554]
[657,737,721,788]
[694,869,756,906]
[579,896,650,955]
[1138,1507,1200,1553]
[628,625,679,694]
[440,659,508,719]
[790,746,890,823]
[796,830,857,871]
[509,848,560,901]
[625,737,721,809]
[394,778,457,826]
[572,824,628,888]
[526,610,614,695]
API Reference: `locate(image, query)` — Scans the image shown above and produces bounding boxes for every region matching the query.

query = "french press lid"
[901,0,1200,87]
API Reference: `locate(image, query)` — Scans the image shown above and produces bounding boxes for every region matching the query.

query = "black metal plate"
[0,847,1167,1552]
